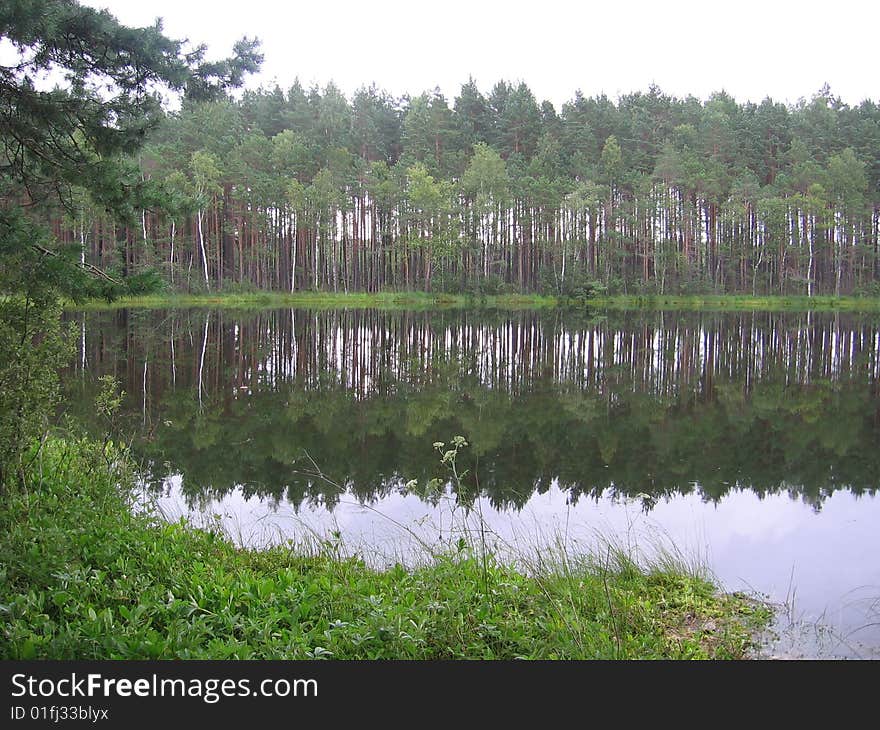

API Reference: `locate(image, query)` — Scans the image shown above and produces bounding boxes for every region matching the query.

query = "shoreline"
[67,291,880,312]
[0,437,772,660]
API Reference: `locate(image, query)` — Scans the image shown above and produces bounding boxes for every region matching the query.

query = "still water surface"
[64,307,880,658]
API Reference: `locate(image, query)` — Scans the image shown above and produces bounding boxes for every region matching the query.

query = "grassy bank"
[66,290,880,312]
[592,294,880,311]
[68,291,558,311]
[0,437,770,660]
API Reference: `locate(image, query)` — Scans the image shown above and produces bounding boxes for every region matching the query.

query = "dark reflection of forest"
[62,307,880,511]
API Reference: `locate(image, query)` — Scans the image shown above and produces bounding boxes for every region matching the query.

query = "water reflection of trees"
[64,308,880,511]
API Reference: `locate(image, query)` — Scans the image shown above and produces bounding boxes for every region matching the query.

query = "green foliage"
[0,299,70,486]
[600,134,623,185]
[189,150,223,210]
[461,143,509,207]
[538,266,607,299]
[94,375,124,424]
[0,0,261,214]
[403,162,455,261]
[0,436,770,659]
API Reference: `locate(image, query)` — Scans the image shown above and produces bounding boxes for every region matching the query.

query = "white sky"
[81,0,878,109]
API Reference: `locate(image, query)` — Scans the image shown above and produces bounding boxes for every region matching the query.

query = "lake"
[63,306,880,658]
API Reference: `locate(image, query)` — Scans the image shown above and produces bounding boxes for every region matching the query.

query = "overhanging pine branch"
[31,242,122,285]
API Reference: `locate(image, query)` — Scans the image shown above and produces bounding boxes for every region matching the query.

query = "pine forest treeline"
[45,81,880,296]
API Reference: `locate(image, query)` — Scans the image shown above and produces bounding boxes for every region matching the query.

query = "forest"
[44,80,880,297]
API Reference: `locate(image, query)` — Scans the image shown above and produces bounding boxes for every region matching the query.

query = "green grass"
[590,294,880,311]
[0,436,771,660]
[67,291,558,311]
[66,290,880,312]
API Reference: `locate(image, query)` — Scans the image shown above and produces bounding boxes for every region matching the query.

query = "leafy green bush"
[0,299,71,487]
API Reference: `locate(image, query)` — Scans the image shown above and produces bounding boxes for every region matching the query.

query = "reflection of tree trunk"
[80,313,86,372]
[198,311,209,410]
[142,358,148,426]
[805,310,812,384]
[170,327,176,390]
